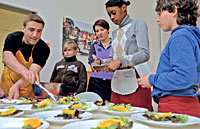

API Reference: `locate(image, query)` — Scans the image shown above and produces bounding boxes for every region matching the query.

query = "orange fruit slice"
[96,102,103,106]
[113,106,128,112]
[73,98,78,101]
[97,119,125,128]
[62,109,75,115]
[0,108,17,116]
[154,112,172,119]
[23,118,41,128]
[71,104,86,110]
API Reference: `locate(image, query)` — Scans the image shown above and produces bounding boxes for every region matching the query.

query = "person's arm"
[77,63,87,93]
[8,63,41,99]
[29,63,41,84]
[50,64,58,82]
[3,51,37,84]
[149,36,198,91]
[88,43,96,64]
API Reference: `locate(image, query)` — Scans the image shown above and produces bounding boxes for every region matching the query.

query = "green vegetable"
[22,124,33,129]
[8,107,15,109]
[175,115,188,123]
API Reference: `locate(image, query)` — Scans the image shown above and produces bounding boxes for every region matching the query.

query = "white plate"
[31,110,93,124]
[0,117,49,129]
[0,109,24,117]
[52,104,71,110]
[131,113,200,128]
[4,104,51,113]
[0,99,24,104]
[62,119,152,129]
[100,106,148,116]
[0,103,10,109]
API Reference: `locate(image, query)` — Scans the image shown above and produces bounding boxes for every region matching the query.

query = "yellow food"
[0,108,17,116]
[24,118,41,128]
[18,97,31,102]
[154,112,172,119]
[96,102,103,106]
[73,98,78,101]
[97,119,125,128]
[59,98,67,104]
[113,106,128,112]
[62,109,75,115]
[71,104,86,110]
[37,99,51,108]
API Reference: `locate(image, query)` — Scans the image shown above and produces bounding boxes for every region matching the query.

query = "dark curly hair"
[155,0,199,26]
[105,0,130,8]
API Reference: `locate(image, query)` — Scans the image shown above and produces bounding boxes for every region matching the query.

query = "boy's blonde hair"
[62,41,78,55]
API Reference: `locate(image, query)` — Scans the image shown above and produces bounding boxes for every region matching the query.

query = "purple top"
[88,41,113,80]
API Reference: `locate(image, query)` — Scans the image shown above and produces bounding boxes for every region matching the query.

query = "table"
[20,109,200,129]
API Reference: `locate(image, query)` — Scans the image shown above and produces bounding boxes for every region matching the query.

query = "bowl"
[39,82,62,97]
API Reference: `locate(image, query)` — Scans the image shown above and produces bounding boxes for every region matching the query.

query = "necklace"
[102,38,111,49]
[103,43,109,49]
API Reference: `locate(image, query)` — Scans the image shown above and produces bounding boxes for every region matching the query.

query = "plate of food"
[0,108,24,118]
[31,109,93,124]
[62,117,151,129]
[100,104,148,116]
[5,99,52,113]
[18,96,37,104]
[0,118,49,129]
[67,102,98,112]
[58,96,85,105]
[0,99,24,104]
[131,111,200,128]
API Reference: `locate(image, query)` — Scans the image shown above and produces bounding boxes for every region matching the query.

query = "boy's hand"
[137,74,151,88]
[8,85,20,100]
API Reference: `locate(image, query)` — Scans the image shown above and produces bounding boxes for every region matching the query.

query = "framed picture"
[62,17,97,69]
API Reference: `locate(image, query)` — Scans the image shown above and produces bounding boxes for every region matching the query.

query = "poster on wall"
[62,17,97,55]
[62,17,97,69]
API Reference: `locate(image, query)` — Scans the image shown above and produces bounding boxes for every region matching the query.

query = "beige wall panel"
[0,6,30,76]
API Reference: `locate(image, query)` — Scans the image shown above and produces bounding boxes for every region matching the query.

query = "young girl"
[104,0,152,110]
[138,0,200,117]
[88,19,113,101]
[50,41,87,96]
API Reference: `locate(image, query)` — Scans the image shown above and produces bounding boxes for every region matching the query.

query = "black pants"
[88,77,111,101]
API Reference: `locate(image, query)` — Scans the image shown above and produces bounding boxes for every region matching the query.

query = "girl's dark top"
[50,56,87,95]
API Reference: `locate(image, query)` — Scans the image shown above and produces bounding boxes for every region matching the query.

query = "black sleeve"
[3,32,23,55]
[77,62,87,93]
[50,64,58,82]
[32,40,50,68]
[88,42,96,64]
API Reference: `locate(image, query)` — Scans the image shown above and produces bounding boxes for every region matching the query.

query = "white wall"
[0,0,164,81]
